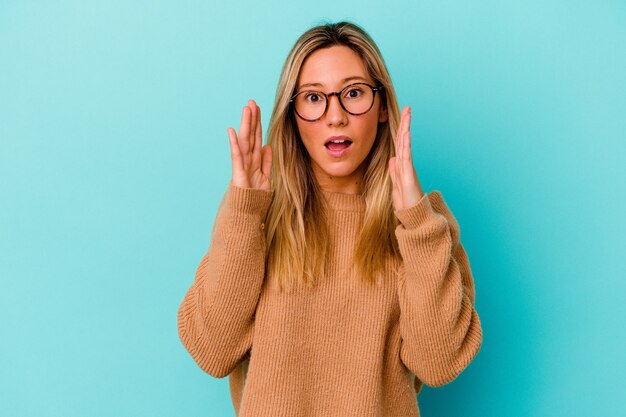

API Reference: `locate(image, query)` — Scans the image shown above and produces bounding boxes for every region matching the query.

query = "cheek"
[298,124,314,140]
[295,123,318,154]
[357,115,380,146]
[362,102,383,131]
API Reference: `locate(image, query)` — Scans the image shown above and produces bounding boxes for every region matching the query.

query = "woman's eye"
[305,92,322,102]
[345,87,364,99]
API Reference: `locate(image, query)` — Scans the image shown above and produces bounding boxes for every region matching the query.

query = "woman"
[178,20,482,417]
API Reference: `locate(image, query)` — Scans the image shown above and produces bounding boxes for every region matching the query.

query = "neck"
[312,161,366,195]
[318,179,362,195]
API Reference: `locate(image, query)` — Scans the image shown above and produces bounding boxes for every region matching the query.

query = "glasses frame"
[289,82,384,122]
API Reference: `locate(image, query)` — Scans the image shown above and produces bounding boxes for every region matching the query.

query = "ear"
[378,105,388,123]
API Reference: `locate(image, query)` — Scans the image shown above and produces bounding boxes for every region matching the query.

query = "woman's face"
[293,45,388,193]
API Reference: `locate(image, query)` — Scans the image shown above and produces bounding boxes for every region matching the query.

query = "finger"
[403,129,412,162]
[398,108,407,167]
[389,157,397,186]
[398,106,408,152]
[227,127,244,177]
[238,105,251,154]
[395,107,405,158]
[402,106,412,161]
[254,102,262,156]
[261,144,272,183]
[389,157,401,207]
[248,99,257,152]
[403,109,412,161]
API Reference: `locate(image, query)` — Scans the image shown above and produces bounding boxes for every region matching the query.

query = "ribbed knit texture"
[177,182,483,417]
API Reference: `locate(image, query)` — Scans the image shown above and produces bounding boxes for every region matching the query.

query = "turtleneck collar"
[319,188,366,212]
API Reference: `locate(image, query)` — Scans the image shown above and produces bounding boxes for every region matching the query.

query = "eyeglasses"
[289,82,384,122]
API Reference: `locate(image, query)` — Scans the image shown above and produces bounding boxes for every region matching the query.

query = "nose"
[325,93,348,126]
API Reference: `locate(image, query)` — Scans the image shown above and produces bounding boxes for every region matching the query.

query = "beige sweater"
[177,182,483,417]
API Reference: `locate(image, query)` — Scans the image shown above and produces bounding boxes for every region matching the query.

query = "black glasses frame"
[289,82,384,122]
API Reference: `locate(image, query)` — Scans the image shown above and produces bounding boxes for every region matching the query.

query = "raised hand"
[388,106,425,211]
[227,99,273,191]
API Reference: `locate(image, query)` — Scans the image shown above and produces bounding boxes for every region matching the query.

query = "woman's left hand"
[389,106,425,211]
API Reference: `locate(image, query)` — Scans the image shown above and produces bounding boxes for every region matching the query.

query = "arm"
[394,190,483,387]
[177,182,273,378]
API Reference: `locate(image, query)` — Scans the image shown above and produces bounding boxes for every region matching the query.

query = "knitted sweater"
[177,182,483,417]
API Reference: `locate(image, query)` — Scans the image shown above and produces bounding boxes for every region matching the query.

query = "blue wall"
[1,1,624,416]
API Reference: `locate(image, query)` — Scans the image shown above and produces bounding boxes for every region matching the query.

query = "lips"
[324,135,353,158]
[324,136,353,147]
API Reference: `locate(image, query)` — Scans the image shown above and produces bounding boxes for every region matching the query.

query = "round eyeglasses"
[289,82,384,122]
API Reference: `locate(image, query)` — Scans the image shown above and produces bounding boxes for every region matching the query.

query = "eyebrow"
[298,76,369,90]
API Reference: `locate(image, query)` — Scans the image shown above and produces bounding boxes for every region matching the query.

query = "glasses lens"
[341,84,374,115]
[294,91,327,121]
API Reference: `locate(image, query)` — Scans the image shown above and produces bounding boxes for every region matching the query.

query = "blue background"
[1,1,624,416]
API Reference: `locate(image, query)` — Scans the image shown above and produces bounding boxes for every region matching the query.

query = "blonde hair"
[264,20,402,292]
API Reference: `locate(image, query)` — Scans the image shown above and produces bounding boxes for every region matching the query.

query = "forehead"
[297,45,372,89]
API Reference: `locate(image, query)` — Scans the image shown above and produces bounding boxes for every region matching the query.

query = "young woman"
[178,21,482,417]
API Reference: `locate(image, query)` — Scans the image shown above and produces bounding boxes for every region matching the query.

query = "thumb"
[261,144,272,181]
[388,156,397,185]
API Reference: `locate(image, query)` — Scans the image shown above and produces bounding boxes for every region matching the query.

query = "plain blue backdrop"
[1,1,624,416]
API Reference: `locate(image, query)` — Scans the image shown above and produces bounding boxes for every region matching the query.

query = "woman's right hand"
[227,99,273,191]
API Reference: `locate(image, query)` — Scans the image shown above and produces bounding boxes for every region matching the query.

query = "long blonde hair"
[264,20,402,292]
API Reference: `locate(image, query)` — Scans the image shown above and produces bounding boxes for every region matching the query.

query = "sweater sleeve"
[393,191,483,387]
[177,182,273,378]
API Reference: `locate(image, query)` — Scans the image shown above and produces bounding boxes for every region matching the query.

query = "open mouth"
[325,138,353,151]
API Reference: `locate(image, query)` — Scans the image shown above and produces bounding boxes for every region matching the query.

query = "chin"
[318,163,358,178]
